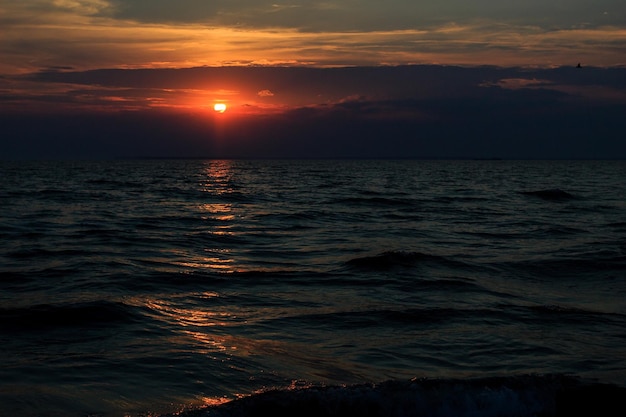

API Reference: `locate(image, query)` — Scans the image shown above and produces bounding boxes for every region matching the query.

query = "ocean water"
[0,159,625,417]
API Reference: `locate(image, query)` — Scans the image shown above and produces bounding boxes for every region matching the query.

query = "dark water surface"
[1,160,625,416]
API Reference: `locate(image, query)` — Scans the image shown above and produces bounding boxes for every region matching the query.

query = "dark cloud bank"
[2,65,625,159]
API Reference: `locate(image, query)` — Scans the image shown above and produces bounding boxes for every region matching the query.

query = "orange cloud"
[2,2,625,77]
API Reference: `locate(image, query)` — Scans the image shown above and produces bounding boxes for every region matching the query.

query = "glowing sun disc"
[213,103,227,113]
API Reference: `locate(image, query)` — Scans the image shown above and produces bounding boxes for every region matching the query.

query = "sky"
[1,1,626,159]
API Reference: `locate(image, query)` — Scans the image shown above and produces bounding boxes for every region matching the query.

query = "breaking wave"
[169,375,625,417]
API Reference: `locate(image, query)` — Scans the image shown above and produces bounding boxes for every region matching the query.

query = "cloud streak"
[98,1,626,31]
[1,1,625,75]
[4,64,625,114]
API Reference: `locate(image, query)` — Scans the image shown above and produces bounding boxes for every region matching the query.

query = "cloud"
[2,1,625,75]
[95,1,626,31]
[52,0,109,14]
[9,65,626,112]
[2,2,625,76]
[482,78,553,90]
[103,0,221,23]
[2,65,625,159]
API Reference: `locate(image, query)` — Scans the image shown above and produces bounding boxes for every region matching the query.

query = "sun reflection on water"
[199,160,236,196]
[198,202,235,221]
[143,295,229,328]
[175,252,235,270]
[196,161,241,270]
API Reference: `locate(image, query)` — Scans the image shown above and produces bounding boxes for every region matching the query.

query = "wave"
[264,306,500,330]
[0,300,142,332]
[260,299,622,330]
[519,189,576,201]
[168,374,625,417]
[133,269,325,291]
[36,187,74,196]
[345,251,465,271]
[333,196,417,207]
[503,252,626,276]
[5,247,89,260]
[86,178,146,188]
[500,303,625,327]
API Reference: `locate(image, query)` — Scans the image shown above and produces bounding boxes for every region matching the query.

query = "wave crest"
[519,189,575,201]
[346,251,449,270]
[0,300,140,332]
[171,375,625,417]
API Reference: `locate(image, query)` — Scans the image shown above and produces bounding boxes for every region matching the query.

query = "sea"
[0,159,625,417]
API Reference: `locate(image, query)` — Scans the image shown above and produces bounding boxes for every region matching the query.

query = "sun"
[213,103,227,113]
